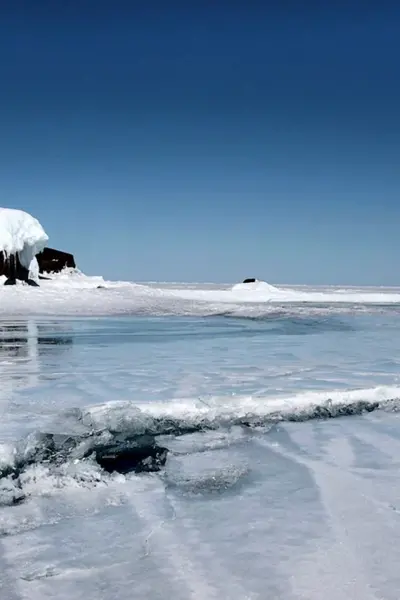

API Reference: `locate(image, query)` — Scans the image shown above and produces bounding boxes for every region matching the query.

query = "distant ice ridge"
[0,208,48,281]
[164,280,400,305]
[1,268,400,316]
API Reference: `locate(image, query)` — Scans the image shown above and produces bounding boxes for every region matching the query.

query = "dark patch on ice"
[94,435,168,474]
[0,430,169,506]
[15,431,168,476]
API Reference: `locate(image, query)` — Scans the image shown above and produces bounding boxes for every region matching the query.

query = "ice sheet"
[1,293,400,599]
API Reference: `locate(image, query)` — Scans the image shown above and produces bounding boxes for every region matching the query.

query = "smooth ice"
[2,277,400,599]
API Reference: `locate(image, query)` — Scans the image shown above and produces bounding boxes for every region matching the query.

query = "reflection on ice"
[0,320,74,444]
[0,321,73,358]
[0,320,73,389]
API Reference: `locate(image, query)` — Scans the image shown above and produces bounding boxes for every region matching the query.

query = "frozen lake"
[1,279,400,599]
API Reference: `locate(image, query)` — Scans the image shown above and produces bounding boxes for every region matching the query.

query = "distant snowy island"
[0,208,75,285]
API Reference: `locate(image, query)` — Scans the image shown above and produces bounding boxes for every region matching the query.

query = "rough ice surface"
[1,274,400,599]
[0,207,49,278]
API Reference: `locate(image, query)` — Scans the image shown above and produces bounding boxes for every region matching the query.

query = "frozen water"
[1,275,400,599]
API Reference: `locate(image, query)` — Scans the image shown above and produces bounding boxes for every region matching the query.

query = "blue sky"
[1,1,399,284]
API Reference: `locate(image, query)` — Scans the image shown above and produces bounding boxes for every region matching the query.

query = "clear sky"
[1,1,399,284]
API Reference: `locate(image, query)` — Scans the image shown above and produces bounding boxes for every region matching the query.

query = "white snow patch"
[231,280,282,293]
[0,208,49,279]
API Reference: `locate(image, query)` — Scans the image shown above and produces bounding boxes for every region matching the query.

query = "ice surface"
[0,208,48,279]
[1,280,400,599]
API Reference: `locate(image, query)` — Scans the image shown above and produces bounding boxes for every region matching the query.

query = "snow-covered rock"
[0,208,49,280]
[231,280,281,293]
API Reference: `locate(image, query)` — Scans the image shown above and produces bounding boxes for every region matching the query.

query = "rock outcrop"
[36,247,76,274]
[1,247,76,285]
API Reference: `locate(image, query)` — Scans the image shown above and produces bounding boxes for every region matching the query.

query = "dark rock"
[36,247,76,274]
[0,252,29,282]
[4,277,39,287]
[242,278,257,284]
[0,247,76,285]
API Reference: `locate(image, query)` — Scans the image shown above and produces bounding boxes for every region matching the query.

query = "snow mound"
[41,268,109,288]
[231,280,281,293]
[0,208,49,276]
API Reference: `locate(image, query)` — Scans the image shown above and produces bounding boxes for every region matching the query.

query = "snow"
[231,280,281,293]
[162,280,400,305]
[1,272,400,316]
[0,208,49,279]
